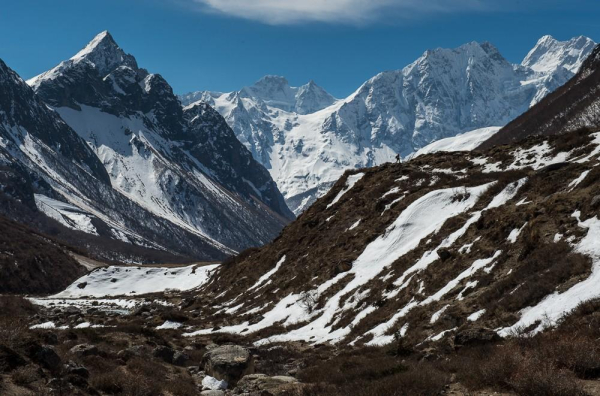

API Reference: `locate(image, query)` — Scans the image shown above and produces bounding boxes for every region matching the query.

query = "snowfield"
[53,264,219,298]
[410,127,502,158]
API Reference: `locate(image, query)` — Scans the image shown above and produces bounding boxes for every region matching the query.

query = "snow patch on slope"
[35,194,98,235]
[498,212,600,336]
[411,127,502,158]
[53,264,219,298]
[327,173,365,209]
[187,183,494,344]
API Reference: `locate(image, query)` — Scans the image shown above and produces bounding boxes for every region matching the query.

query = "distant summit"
[522,35,596,74]
[480,41,600,149]
[180,35,596,215]
[182,75,337,115]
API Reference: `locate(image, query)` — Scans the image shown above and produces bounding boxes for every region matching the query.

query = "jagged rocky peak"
[23,31,294,257]
[413,40,512,72]
[69,30,139,75]
[522,34,597,74]
[27,31,141,92]
[242,75,296,112]
[252,74,291,91]
[183,101,234,138]
[236,75,336,114]
[480,41,509,63]
[295,79,336,115]
[480,40,600,149]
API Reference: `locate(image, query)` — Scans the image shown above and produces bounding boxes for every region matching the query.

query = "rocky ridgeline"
[1,31,294,267]
[182,36,596,214]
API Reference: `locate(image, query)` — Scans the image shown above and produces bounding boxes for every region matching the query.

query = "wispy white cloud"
[188,0,498,25]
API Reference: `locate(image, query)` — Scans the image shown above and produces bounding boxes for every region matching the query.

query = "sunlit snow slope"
[182,36,595,214]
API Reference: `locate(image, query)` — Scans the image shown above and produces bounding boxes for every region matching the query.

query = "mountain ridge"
[1,31,294,263]
[181,35,596,215]
[479,42,600,149]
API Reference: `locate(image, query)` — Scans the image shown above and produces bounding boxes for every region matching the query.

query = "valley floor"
[2,285,600,395]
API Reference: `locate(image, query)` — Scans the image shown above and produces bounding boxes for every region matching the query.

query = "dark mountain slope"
[0,57,229,262]
[0,215,86,294]
[0,31,294,267]
[0,59,110,185]
[479,44,600,149]
[29,31,294,242]
[182,102,292,220]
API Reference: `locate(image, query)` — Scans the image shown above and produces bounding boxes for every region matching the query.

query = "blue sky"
[1,0,599,97]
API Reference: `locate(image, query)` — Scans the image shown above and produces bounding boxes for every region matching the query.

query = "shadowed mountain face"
[0,214,86,294]
[7,31,294,262]
[479,44,600,150]
[0,57,229,262]
[181,36,596,215]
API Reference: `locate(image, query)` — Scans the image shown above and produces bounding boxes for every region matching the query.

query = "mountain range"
[0,31,293,263]
[187,44,600,348]
[181,35,596,214]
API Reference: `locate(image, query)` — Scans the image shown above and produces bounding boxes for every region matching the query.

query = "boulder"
[235,374,299,395]
[437,248,453,261]
[70,344,99,357]
[63,306,80,314]
[47,377,73,392]
[33,345,61,370]
[117,345,148,361]
[202,345,254,386]
[65,360,89,378]
[173,351,189,366]
[42,331,59,345]
[152,345,175,363]
[201,391,225,396]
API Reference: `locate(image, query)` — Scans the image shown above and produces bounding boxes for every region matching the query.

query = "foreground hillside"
[5,65,600,393]
[5,127,600,396]
[190,127,600,348]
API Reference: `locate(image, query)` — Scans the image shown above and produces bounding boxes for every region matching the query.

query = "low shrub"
[11,365,40,387]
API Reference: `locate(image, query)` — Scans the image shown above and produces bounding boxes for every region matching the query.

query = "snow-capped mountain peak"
[295,80,337,115]
[241,75,297,111]
[23,31,293,260]
[250,75,292,93]
[180,35,595,215]
[521,34,596,74]
[27,30,141,92]
[235,75,337,115]
[69,30,138,75]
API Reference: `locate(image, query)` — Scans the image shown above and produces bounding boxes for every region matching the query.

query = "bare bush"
[298,290,319,314]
